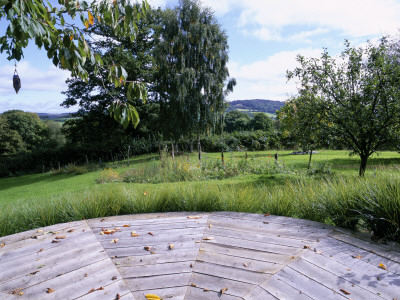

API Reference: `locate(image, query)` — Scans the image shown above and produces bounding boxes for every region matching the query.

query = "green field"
[236,108,276,118]
[1,150,399,240]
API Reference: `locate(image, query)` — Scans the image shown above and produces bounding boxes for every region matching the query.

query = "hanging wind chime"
[13,62,21,94]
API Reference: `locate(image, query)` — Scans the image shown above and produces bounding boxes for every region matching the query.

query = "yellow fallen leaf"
[100,232,105,235]
[84,20,89,29]
[187,216,202,219]
[37,230,43,233]
[145,294,161,300]
[378,263,387,270]
[168,243,174,250]
[122,225,130,227]
[209,224,213,228]
[191,283,197,287]
[220,287,228,295]
[243,263,248,267]
[55,236,66,239]
[352,255,362,259]
[203,237,214,240]
[203,288,210,291]
[131,231,139,237]
[110,239,119,243]
[0,243,5,248]
[18,292,24,296]
[46,288,55,294]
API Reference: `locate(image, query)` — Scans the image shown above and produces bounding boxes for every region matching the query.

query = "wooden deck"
[0,212,399,299]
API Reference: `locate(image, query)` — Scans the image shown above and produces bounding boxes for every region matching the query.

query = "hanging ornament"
[13,63,21,94]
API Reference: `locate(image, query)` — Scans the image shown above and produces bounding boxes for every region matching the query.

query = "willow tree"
[153,0,235,152]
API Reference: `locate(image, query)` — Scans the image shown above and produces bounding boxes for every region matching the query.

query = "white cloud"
[0,62,70,94]
[0,62,74,113]
[209,0,400,41]
[227,48,323,101]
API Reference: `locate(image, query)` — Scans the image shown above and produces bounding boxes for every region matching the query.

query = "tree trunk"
[221,150,224,165]
[307,149,313,170]
[359,154,368,177]
[171,143,175,160]
[198,136,202,162]
[190,141,193,153]
[158,144,162,161]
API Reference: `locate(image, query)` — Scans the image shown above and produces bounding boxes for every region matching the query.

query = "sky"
[1,0,400,113]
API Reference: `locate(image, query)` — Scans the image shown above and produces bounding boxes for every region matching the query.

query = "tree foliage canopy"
[288,39,400,176]
[0,0,150,127]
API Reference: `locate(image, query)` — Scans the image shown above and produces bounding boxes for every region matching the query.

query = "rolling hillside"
[226,99,285,117]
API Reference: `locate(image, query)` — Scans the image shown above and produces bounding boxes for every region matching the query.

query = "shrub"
[96,169,121,184]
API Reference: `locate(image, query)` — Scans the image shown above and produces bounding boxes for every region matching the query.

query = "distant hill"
[37,113,75,123]
[226,99,285,117]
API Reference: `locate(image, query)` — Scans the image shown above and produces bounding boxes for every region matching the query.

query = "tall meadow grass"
[1,172,399,241]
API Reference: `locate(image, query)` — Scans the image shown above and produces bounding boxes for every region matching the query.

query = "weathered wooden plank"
[301,251,399,299]
[197,250,284,274]
[242,286,277,300]
[206,220,323,242]
[114,250,198,267]
[119,261,193,278]
[0,291,18,300]
[74,280,133,300]
[0,226,93,263]
[88,212,206,224]
[106,240,201,257]
[97,227,204,248]
[125,273,192,291]
[205,226,310,248]
[0,236,101,282]
[329,231,400,264]
[259,276,313,299]
[189,273,255,298]
[89,215,208,229]
[132,286,187,300]
[4,258,119,299]
[317,237,400,275]
[0,220,85,245]
[201,235,305,256]
[193,261,269,285]
[274,266,346,299]
[199,242,293,265]
[0,241,107,290]
[185,286,243,300]
[289,257,386,299]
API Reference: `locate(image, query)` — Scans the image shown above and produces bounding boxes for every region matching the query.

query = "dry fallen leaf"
[150,251,156,255]
[378,263,387,270]
[112,276,117,280]
[191,283,197,287]
[352,255,362,259]
[303,245,310,249]
[168,243,174,250]
[346,268,351,271]
[37,248,44,253]
[264,213,270,217]
[37,230,43,233]
[88,288,95,294]
[100,232,105,235]
[11,288,23,295]
[115,293,121,300]
[18,292,24,296]
[263,221,269,224]
[190,264,193,268]
[145,294,161,300]
[209,224,213,228]
[110,239,119,244]
[29,271,39,276]
[243,263,248,267]
[46,288,55,294]
[51,240,61,243]
[0,243,5,248]
[122,225,130,228]
[144,246,151,251]
[203,237,214,240]
[84,273,88,277]
[340,289,350,295]
[148,232,154,236]
[220,287,228,295]
[55,236,66,239]
[203,288,210,292]
[67,229,76,233]
[187,216,202,219]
